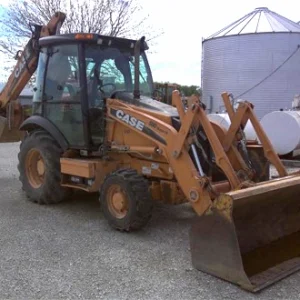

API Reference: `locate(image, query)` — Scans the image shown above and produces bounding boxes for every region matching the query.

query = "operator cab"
[32,33,154,150]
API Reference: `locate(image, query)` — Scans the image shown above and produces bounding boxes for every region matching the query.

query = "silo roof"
[206,7,300,39]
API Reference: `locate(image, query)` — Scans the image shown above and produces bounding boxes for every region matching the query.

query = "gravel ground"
[1,142,300,299]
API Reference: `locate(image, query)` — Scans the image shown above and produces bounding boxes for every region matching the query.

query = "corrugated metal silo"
[202,7,300,119]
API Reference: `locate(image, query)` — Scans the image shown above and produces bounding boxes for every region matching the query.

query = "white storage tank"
[260,110,300,155]
[202,7,300,120]
[208,113,258,141]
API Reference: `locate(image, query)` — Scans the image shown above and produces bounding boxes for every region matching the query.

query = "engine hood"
[110,91,180,118]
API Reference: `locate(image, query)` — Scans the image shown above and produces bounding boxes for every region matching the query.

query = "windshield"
[85,45,154,98]
[33,43,154,107]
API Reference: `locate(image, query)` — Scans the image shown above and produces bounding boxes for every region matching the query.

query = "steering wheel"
[98,83,117,97]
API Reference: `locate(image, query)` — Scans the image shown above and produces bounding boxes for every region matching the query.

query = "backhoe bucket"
[190,175,300,292]
[0,116,23,143]
[0,116,6,137]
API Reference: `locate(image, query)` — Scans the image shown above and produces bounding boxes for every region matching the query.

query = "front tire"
[100,169,153,231]
[18,129,71,204]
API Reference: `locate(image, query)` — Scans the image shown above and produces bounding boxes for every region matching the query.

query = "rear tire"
[18,129,72,204]
[100,169,153,231]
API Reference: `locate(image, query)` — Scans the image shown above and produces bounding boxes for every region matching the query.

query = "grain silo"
[201,7,300,119]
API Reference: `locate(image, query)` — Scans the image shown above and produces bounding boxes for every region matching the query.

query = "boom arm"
[0,12,66,110]
[106,90,289,216]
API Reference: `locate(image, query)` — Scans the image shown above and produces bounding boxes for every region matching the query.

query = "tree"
[180,85,202,97]
[154,81,202,97]
[0,0,162,81]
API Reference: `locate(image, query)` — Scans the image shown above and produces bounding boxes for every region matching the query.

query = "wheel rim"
[107,184,128,219]
[25,148,45,188]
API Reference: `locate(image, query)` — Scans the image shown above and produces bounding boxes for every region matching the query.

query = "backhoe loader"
[152,82,180,105]
[2,11,300,293]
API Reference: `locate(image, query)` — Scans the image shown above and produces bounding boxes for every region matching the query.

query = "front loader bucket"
[190,175,300,292]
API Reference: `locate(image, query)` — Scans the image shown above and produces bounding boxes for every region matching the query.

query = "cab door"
[33,44,86,148]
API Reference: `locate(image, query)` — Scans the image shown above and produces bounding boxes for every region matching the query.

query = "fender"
[20,115,69,151]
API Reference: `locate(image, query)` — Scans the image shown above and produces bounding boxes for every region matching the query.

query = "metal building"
[201,7,300,119]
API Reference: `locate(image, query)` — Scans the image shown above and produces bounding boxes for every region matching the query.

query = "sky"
[138,0,300,86]
[0,0,299,86]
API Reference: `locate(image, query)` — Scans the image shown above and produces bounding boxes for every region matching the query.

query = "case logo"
[115,109,145,131]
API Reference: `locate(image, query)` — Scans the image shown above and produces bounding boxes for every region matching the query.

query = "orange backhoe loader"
[152,82,180,105]
[2,11,300,293]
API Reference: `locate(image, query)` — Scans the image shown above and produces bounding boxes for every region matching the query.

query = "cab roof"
[39,33,149,51]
